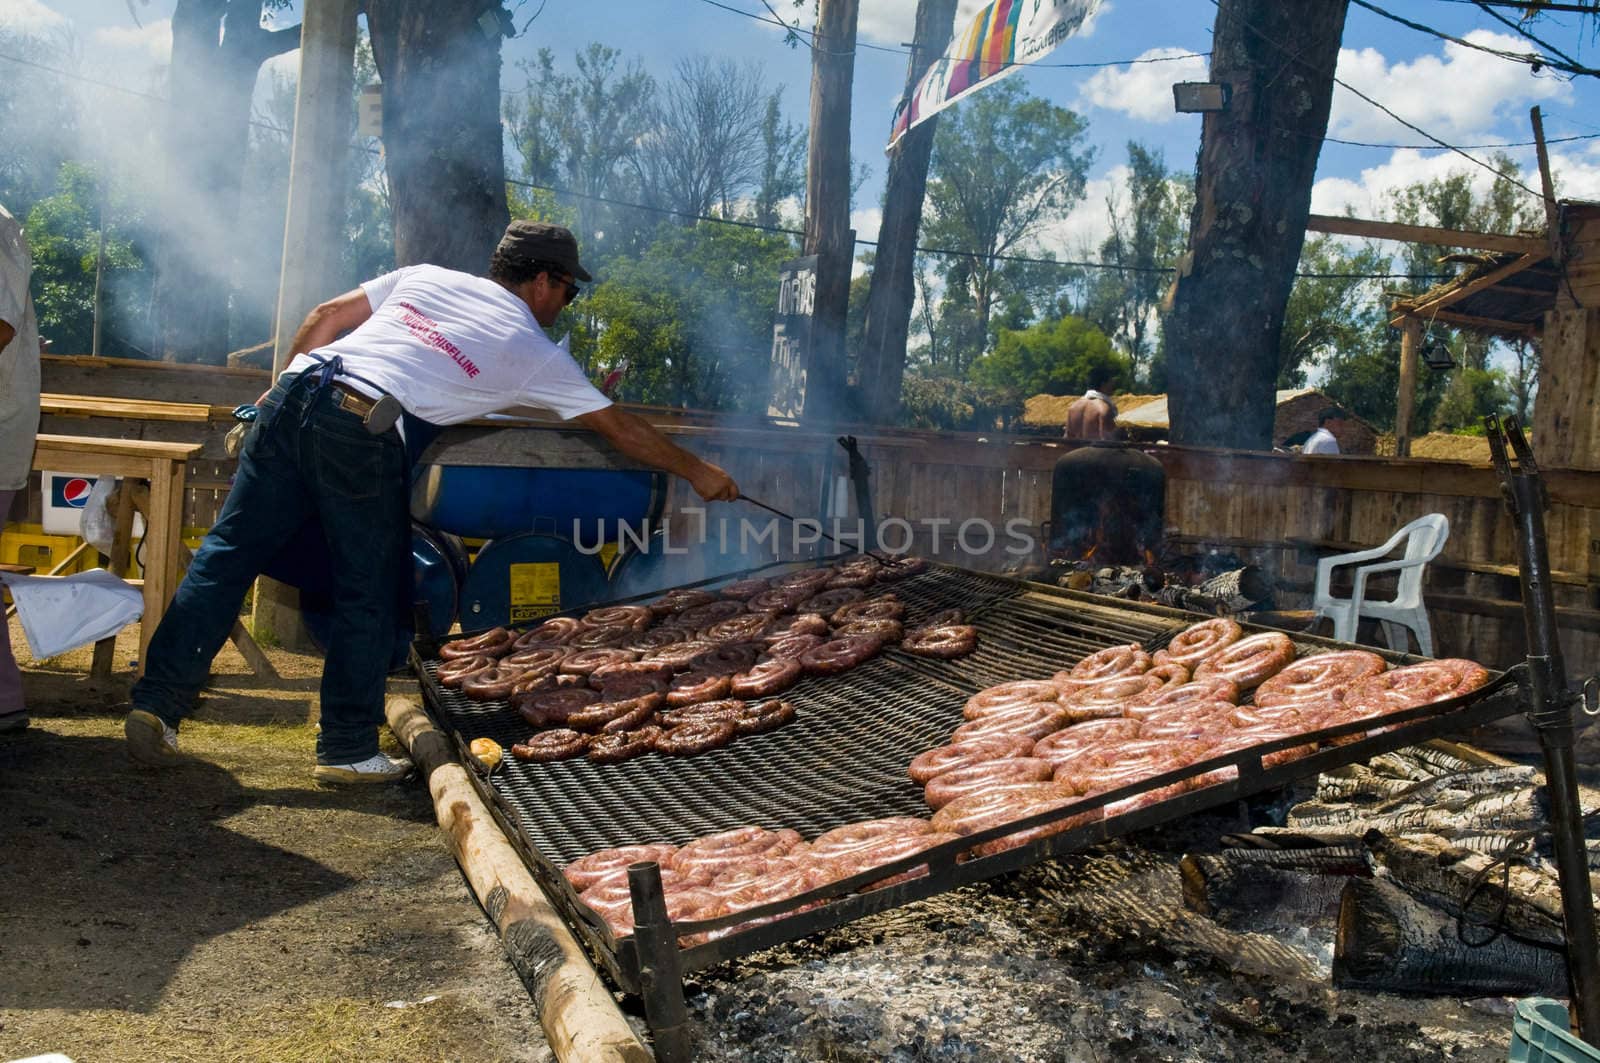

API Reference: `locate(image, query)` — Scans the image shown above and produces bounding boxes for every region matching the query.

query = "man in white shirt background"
[125,221,738,783]
[1301,407,1349,455]
[0,202,41,735]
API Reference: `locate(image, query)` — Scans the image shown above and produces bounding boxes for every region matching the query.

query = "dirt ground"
[0,618,555,1063]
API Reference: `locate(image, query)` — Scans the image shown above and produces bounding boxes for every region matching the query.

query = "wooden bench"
[30,435,204,676]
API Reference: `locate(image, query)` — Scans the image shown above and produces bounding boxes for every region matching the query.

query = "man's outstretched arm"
[575,405,739,502]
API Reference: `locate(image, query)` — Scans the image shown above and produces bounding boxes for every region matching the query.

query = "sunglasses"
[555,275,581,304]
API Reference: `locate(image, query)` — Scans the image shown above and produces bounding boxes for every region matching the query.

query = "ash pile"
[676,740,1585,1061]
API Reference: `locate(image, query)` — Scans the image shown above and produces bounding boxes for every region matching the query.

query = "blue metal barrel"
[297,524,470,670]
[458,531,612,629]
[608,526,772,601]
[410,465,666,542]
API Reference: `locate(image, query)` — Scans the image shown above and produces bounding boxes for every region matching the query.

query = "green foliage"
[922,79,1093,369]
[1278,236,1390,388]
[25,163,147,356]
[1082,143,1190,384]
[1431,365,1511,432]
[577,221,797,411]
[970,315,1123,401]
[898,372,1015,431]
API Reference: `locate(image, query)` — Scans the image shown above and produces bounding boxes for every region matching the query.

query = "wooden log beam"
[385,694,652,1063]
[1307,213,1546,255]
[1391,253,1543,322]
[1179,846,1368,927]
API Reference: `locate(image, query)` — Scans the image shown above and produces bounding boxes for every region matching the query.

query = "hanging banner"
[887,0,1099,151]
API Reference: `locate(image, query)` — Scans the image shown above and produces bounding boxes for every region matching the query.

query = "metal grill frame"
[410,559,1526,1003]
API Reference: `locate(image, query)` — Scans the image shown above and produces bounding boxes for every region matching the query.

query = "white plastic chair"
[1312,513,1449,657]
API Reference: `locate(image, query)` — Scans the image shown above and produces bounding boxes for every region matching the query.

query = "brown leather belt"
[331,385,378,418]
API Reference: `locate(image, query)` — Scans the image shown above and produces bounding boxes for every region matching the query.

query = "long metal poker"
[738,493,863,555]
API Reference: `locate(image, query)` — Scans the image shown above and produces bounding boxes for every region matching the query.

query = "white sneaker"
[125,709,183,766]
[313,753,414,785]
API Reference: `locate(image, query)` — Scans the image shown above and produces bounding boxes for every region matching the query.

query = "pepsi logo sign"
[51,476,95,508]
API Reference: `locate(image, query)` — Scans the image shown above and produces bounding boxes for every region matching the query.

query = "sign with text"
[768,255,818,419]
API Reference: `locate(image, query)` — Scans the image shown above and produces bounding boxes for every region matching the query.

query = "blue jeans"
[131,375,409,763]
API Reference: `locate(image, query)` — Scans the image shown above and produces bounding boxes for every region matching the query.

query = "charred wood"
[1334,876,1568,996]
[1180,846,1368,931]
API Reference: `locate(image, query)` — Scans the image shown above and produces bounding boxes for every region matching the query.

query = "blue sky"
[5,0,1600,260]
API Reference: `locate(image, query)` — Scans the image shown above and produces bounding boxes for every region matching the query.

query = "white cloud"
[851,205,883,247]
[1330,31,1570,143]
[1076,47,1209,124]
[1310,147,1560,222]
[858,0,992,48]
[92,17,170,65]
[1036,166,1127,257]
[0,0,65,34]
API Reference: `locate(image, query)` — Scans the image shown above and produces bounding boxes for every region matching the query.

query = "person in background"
[0,203,42,734]
[1301,407,1350,455]
[1062,367,1119,441]
[125,221,739,784]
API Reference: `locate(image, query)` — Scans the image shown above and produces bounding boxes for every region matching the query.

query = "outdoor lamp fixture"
[1173,82,1231,113]
[1420,335,1457,371]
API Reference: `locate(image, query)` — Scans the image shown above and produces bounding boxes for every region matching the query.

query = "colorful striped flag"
[887,0,1100,151]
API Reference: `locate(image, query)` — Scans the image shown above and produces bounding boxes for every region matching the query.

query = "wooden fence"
[17,359,1600,672]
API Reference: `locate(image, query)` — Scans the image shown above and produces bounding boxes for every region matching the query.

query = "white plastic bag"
[79,476,118,555]
[0,568,143,659]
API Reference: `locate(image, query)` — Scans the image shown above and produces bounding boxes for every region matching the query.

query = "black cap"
[496,220,591,282]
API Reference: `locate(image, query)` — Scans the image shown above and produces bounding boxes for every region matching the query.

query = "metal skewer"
[738,493,863,555]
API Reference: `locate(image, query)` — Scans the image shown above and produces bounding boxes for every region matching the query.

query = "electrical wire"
[693,0,1212,70]
[1316,130,1600,149]
[1351,0,1600,77]
[0,46,1451,283]
[1207,0,1547,202]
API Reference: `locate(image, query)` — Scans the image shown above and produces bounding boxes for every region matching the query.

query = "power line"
[693,0,1212,70]
[1300,129,1600,148]
[504,171,1447,280]
[1351,0,1600,77]
[1209,0,1546,201]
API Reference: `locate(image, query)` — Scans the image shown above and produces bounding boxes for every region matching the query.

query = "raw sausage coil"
[1152,618,1242,669]
[582,605,654,631]
[834,618,905,642]
[512,686,601,728]
[900,625,977,658]
[657,698,746,729]
[923,757,1056,810]
[691,643,763,676]
[963,681,1061,720]
[747,588,809,614]
[1053,644,1151,689]
[1254,650,1387,707]
[440,627,514,660]
[798,588,866,616]
[666,671,733,707]
[765,613,830,639]
[564,843,680,891]
[513,617,583,648]
[719,578,771,601]
[568,624,635,649]
[460,664,529,701]
[950,702,1069,744]
[437,653,496,687]
[703,613,773,644]
[908,735,1035,784]
[647,588,717,616]
[560,648,638,677]
[1193,632,1295,691]
[674,599,747,630]
[761,633,826,662]
[832,597,904,624]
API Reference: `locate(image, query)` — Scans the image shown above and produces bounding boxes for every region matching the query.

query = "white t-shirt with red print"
[284,264,611,424]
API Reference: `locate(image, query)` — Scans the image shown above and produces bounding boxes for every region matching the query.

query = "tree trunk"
[366,1,510,272]
[858,0,957,425]
[801,0,858,424]
[1164,0,1348,449]
[153,1,300,364]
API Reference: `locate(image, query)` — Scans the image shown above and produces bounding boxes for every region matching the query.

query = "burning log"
[1334,876,1569,996]
[1179,845,1368,930]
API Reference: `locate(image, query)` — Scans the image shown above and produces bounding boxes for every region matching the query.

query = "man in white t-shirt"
[126,221,738,783]
[1301,407,1349,455]
[0,203,41,735]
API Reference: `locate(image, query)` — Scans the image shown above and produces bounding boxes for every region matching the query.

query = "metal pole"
[627,861,692,1063]
[1489,415,1600,1044]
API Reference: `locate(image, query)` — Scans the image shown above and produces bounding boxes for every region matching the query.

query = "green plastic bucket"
[1509,999,1600,1063]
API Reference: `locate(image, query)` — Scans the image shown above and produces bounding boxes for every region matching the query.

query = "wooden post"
[257,0,359,651]
[801,0,860,424]
[1531,106,1561,263]
[90,481,137,677]
[1395,317,1421,458]
[385,695,653,1063]
[857,0,958,426]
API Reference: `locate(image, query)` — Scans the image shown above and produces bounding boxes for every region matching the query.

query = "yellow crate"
[2,522,209,579]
